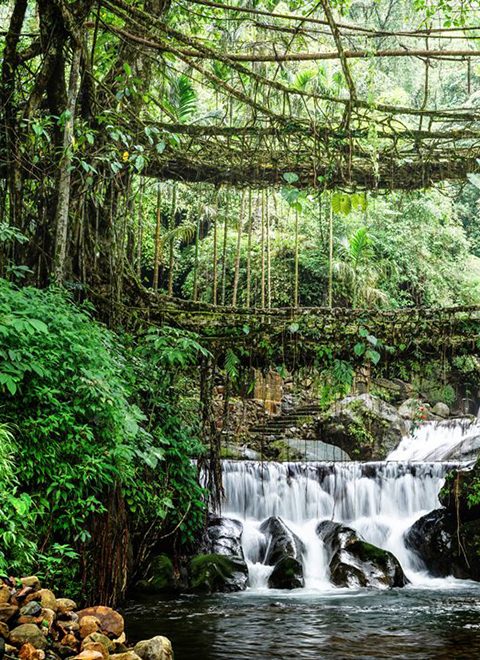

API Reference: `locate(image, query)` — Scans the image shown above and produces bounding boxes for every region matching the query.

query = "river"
[125,418,480,659]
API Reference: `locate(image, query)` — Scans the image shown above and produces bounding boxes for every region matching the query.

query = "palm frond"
[169,74,197,123]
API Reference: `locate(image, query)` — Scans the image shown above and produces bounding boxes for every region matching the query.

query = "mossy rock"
[350,541,391,564]
[134,554,175,594]
[318,394,408,460]
[440,461,480,521]
[189,553,248,593]
[268,557,304,589]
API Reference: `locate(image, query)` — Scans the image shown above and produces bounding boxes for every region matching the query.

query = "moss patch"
[189,553,236,593]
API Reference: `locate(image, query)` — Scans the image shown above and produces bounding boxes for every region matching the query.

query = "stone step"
[248,403,322,436]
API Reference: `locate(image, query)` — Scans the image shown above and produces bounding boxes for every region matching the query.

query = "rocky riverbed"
[0,577,173,660]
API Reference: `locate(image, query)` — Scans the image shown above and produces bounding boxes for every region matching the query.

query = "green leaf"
[283,172,299,184]
[366,349,381,364]
[288,322,300,334]
[28,319,48,333]
[134,155,145,172]
[354,342,365,356]
[467,172,480,190]
[366,334,378,346]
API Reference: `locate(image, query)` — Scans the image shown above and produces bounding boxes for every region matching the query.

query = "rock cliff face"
[405,461,480,581]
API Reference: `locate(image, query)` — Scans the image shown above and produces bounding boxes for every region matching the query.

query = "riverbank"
[0,577,173,660]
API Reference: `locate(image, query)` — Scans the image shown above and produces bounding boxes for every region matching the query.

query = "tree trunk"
[52,48,82,285]
[167,183,176,295]
[136,179,144,279]
[232,192,244,307]
[0,0,28,232]
[266,190,271,308]
[153,183,162,291]
[246,189,252,308]
[192,196,201,301]
[328,194,333,308]
[212,189,219,305]
[260,191,265,308]
[294,207,299,307]
[221,190,229,305]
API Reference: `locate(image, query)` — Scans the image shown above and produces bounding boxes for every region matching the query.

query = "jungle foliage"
[0,279,206,601]
[2,0,480,604]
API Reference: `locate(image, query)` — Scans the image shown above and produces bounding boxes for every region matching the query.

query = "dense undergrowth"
[0,279,206,601]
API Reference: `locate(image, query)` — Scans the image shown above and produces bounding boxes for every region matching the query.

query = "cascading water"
[220,418,478,590]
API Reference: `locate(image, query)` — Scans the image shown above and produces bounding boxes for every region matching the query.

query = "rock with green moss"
[189,553,248,593]
[318,394,408,460]
[260,517,305,589]
[439,462,480,520]
[134,555,176,594]
[405,460,480,581]
[268,557,303,589]
[317,520,408,589]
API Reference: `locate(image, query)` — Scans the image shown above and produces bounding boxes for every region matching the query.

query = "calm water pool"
[124,583,480,659]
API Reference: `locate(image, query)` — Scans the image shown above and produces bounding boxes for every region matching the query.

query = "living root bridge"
[105,287,480,369]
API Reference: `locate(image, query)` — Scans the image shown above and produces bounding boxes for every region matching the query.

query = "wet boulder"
[317,521,357,559]
[189,553,248,593]
[134,636,173,660]
[405,508,480,581]
[317,521,408,589]
[259,517,305,589]
[260,517,305,566]
[268,557,304,589]
[204,516,245,559]
[9,624,47,650]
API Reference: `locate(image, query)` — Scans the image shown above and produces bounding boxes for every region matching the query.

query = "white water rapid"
[220,418,478,591]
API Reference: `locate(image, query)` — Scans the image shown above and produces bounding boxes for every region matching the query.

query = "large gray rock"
[318,394,409,460]
[205,516,244,559]
[268,557,304,589]
[317,521,408,589]
[187,516,249,593]
[134,636,173,660]
[259,517,305,589]
[373,378,413,404]
[260,517,305,566]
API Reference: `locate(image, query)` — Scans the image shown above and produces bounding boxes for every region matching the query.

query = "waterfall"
[218,418,477,590]
[221,460,453,588]
[388,417,480,462]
